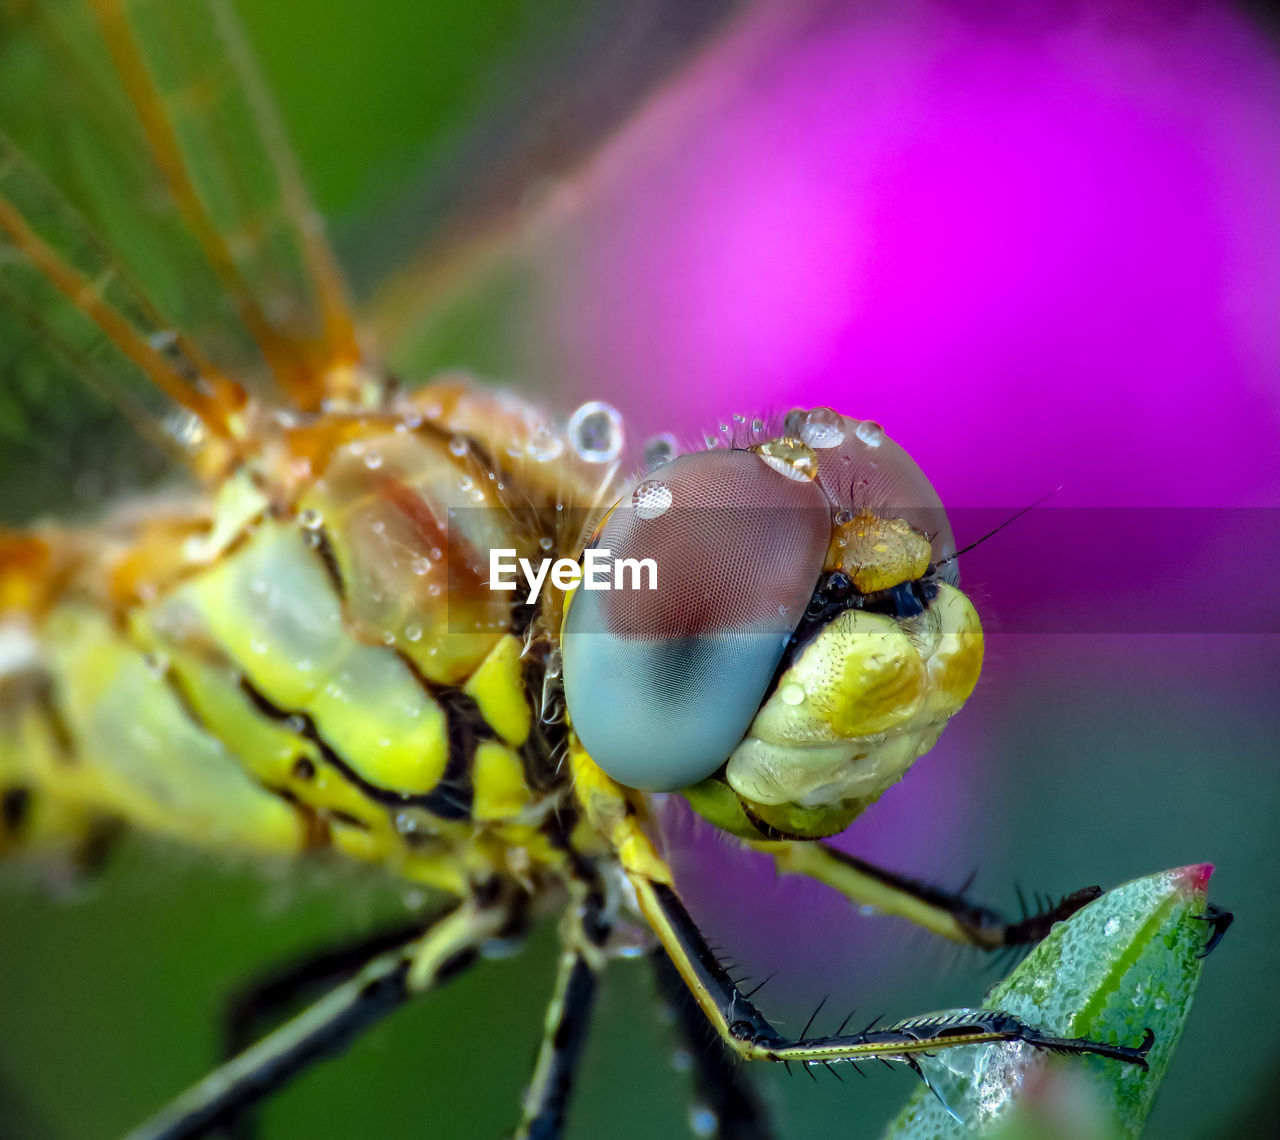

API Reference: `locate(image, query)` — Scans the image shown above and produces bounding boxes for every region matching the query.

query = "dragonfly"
[0,2,1225,1138]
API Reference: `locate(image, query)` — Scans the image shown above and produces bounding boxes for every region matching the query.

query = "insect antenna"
[931,487,1061,575]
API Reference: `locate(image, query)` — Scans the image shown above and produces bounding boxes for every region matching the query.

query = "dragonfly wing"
[1,0,362,416]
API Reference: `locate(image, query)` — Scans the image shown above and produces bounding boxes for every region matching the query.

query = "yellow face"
[562,407,984,840]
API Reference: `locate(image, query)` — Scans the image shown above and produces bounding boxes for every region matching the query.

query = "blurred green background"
[2,1,1279,1138]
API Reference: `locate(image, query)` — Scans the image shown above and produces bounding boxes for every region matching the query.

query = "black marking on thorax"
[238,677,476,823]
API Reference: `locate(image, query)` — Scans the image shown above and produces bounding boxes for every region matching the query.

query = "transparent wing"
[0,136,241,522]
[0,0,361,414]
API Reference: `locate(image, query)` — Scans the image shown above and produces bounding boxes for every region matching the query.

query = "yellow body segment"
[36,606,303,854]
[464,635,533,747]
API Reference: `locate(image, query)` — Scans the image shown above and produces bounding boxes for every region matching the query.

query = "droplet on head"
[410,556,430,576]
[298,508,322,530]
[448,435,469,457]
[779,682,806,706]
[363,451,383,470]
[751,437,818,482]
[799,406,846,449]
[643,432,678,472]
[854,420,885,448]
[567,401,624,463]
[631,478,673,520]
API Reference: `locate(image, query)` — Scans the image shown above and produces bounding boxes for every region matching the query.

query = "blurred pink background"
[542,0,1280,513]
[516,3,1280,1132]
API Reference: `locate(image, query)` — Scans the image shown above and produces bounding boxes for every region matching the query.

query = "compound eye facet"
[787,408,958,585]
[562,448,830,791]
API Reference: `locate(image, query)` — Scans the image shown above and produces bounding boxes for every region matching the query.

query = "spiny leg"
[650,946,776,1140]
[633,877,1152,1077]
[515,871,610,1140]
[566,750,1147,1109]
[756,840,1101,951]
[125,891,517,1140]
[216,917,431,1140]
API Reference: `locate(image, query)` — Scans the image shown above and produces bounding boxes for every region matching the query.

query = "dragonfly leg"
[629,875,1152,1075]
[124,888,517,1140]
[216,916,434,1140]
[754,840,1101,951]
[514,872,609,1140]
[650,946,776,1140]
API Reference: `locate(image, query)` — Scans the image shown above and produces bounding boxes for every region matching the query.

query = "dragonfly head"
[561,407,983,841]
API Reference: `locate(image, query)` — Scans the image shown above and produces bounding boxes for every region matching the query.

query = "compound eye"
[787,408,958,585]
[562,448,830,791]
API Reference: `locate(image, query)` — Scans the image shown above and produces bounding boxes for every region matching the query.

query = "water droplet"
[538,536,554,552]
[732,413,746,424]
[382,631,397,646]
[427,583,442,598]
[411,556,430,575]
[371,519,386,536]
[567,401,624,463]
[702,432,718,448]
[671,1048,693,1073]
[303,530,321,548]
[298,508,322,530]
[1104,917,1121,936]
[527,425,564,463]
[751,438,817,482]
[689,1107,717,1137]
[142,651,168,678]
[363,451,383,470]
[448,435,469,457]
[631,479,673,520]
[779,683,806,706]
[458,475,474,492]
[799,406,846,449]
[285,715,307,733]
[855,420,885,448]
[405,623,423,642]
[643,432,678,472]
[751,417,765,433]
